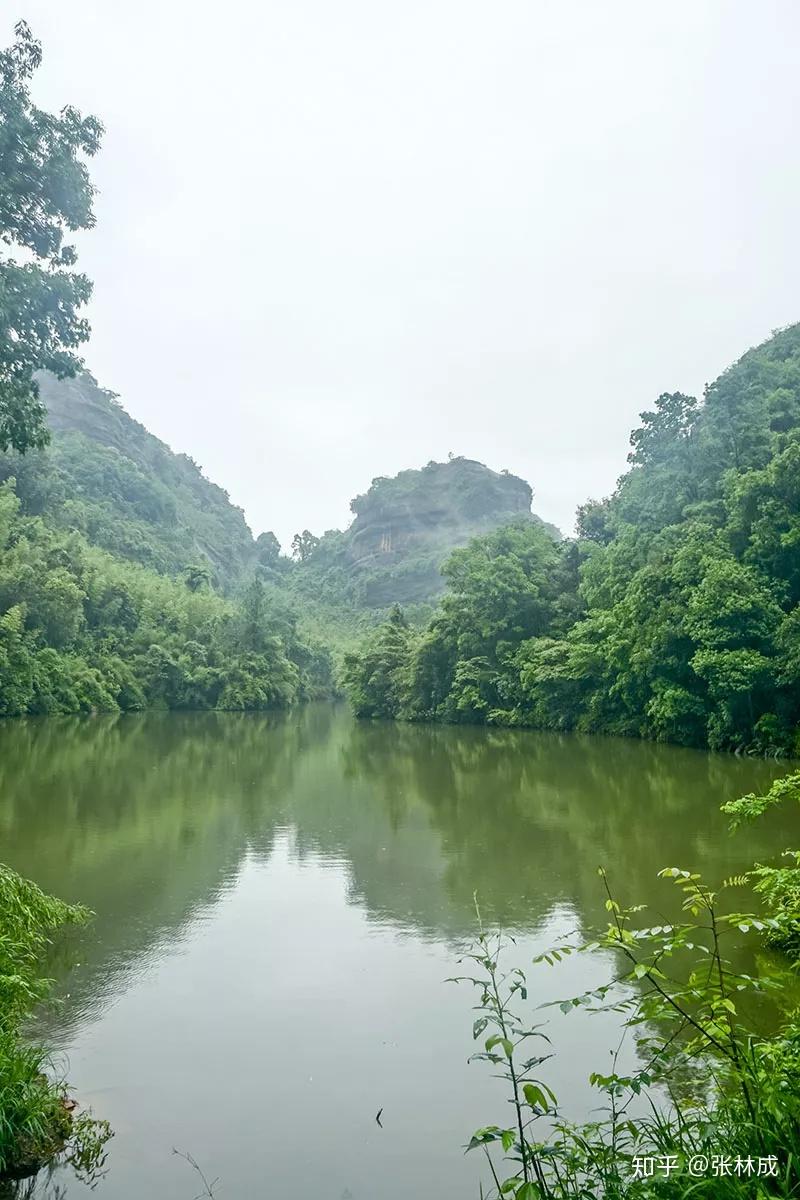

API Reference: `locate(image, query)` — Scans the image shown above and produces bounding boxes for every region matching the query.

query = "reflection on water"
[0,706,796,1199]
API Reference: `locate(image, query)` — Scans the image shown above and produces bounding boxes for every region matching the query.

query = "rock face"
[293,457,558,610]
[347,458,533,564]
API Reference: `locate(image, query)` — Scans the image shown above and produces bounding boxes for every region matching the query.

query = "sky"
[17,1,800,547]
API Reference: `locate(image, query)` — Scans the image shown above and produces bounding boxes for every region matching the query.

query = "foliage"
[0,478,332,717]
[341,520,581,724]
[0,865,87,1034]
[0,372,258,584]
[286,458,560,621]
[291,529,320,562]
[0,864,110,1180]
[343,324,800,754]
[457,855,800,1199]
[722,771,800,954]
[0,21,101,454]
[348,457,534,525]
[340,605,414,717]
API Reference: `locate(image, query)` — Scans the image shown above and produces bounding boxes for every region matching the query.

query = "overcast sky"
[17,1,800,547]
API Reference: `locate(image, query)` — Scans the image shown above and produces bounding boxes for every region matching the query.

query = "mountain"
[340,322,800,754]
[1,374,554,624]
[289,456,560,615]
[0,372,257,584]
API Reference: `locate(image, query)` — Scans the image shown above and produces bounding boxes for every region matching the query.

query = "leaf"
[473,1017,489,1039]
[523,1083,546,1109]
[516,1184,539,1200]
[466,1126,503,1151]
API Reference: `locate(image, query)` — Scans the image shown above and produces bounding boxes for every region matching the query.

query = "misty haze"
[2,5,800,1200]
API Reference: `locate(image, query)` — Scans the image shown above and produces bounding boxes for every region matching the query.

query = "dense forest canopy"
[342,324,800,755]
[0,476,332,716]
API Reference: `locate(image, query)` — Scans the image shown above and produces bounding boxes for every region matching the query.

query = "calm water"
[0,705,797,1200]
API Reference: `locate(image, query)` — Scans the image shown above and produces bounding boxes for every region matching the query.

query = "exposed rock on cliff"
[291,457,559,611]
[347,458,533,561]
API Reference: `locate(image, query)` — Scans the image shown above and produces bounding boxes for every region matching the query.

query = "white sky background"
[16,1,800,547]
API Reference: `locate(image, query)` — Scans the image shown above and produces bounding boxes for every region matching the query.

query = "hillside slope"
[0,372,257,583]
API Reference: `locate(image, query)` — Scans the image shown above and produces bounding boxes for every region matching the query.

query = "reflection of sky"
[31,840,626,1200]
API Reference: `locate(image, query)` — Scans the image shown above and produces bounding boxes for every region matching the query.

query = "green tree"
[627,391,698,467]
[182,562,212,592]
[291,529,320,562]
[341,605,414,718]
[0,21,102,453]
[255,530,282,565]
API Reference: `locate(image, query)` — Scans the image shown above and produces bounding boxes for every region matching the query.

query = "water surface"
[0,705,796,1199]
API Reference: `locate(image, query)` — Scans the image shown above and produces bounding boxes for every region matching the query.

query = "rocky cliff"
[347,458,534,563]
[291,457,559,611]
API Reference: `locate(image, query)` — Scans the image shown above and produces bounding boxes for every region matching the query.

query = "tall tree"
[0,21,102,452]
[291,529,320,562]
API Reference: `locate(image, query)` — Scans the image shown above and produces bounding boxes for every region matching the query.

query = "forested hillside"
[0,475,331,717]
[287,457,559,625]
[0,372,258,583]
[0,369,563,716]
[343,324,800,755]
[0,364,339,717]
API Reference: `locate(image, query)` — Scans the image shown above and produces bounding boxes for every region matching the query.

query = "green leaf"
[516,1184,539,1200]
[466,1126,503,1151]
[523,1083,546,1109]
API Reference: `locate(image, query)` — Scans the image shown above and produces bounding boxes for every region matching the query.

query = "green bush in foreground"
[457,773,800,1198]
[0,865,111,1181]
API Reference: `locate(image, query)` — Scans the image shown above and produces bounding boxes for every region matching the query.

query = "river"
[0,705,796,1199]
